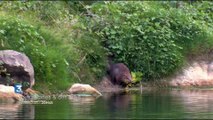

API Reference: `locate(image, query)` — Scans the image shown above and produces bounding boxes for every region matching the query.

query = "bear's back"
[108,63,132,85]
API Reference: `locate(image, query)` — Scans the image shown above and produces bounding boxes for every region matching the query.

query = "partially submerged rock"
[0,84,23,102]
[0,92,23,102]
[0,50,35,89]
[0,84,14,93]
[68,83,102,97]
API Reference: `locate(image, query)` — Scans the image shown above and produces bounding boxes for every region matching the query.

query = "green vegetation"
[0,1,212,92]
[82,1,213,81]
[0,1,108,92]
[0,14,72,90]
[131,72,143,84]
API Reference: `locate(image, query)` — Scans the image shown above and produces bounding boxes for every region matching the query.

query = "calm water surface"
[1,89,213,119]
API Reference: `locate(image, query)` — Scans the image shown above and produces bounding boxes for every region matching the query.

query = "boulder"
[0,50,34,89]
[68,83,102,97]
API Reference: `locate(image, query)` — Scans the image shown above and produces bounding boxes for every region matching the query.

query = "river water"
[0,88,213,119]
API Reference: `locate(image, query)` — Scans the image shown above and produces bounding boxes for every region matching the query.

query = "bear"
[107,63,132,87]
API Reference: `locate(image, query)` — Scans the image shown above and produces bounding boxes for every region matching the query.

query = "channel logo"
[14,84,23,94]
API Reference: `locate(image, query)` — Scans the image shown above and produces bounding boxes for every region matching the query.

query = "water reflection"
[136,89,183,118]
[68,95,99,119]
[69,95,98,105]
[107,91,134,119]
[0,102,34,119]
[171,89,213,118]
[68,89,213,119]
[103,91,131,111]
[2,89,213,119]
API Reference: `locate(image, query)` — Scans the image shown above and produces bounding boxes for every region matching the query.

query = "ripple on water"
[1,89,213,119]
[0,102,35,119]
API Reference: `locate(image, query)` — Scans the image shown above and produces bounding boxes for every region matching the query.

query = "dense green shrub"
[88,2,183,80]
[72,33,107,80]
[81,1,213,81]
[167,5,213,55]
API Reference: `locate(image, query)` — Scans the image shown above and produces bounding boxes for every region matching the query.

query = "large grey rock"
[0,50,35,88]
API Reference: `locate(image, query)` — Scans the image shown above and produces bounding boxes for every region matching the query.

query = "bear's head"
[120,74,132,87]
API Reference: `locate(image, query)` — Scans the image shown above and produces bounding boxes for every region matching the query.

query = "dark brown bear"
[107,63,132,87]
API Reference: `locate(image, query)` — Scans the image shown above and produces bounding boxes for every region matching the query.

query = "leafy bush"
[82,1,213,81]
[70,32,108,84]
[131,72,143,84]
[74,33,107,77]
